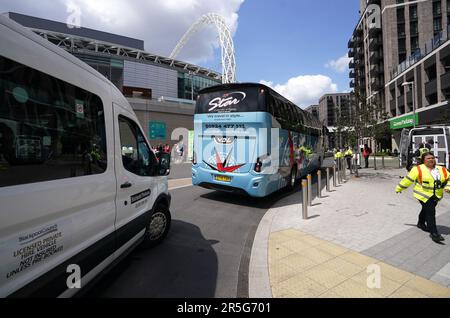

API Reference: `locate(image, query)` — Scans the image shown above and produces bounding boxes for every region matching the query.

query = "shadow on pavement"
[437,225,450,235]
[404,224,450,236]
[83,220,218,298]
[200,169,337,212]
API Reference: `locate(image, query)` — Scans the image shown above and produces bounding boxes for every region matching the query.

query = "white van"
[0,15,172,297]
[399,125,450,169]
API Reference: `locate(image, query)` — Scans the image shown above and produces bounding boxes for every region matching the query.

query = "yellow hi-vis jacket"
[334,151,343,160]
[344,149,353,158]
[396,164,450,202]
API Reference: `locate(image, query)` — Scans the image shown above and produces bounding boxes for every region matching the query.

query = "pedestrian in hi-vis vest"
[344,146,353,170]
[396,152,450,243]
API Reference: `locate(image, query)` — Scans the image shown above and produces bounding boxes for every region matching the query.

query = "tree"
[346,88,390,170]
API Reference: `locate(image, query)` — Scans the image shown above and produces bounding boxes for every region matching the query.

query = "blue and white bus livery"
[192,83,324,198]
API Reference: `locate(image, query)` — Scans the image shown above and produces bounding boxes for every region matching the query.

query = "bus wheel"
[287,166,297,190]
[142,205,171,248]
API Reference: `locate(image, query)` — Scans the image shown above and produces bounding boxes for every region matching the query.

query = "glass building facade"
[178,72,220,101]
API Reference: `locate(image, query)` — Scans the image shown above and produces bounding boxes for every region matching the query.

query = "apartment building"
[349,0,450,150]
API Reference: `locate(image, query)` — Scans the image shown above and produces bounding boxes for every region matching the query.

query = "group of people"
[333,144,372,170]
[153,142,185,158]
[154,144,171,154]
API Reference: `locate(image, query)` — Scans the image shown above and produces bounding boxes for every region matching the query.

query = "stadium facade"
[5,12,222,147]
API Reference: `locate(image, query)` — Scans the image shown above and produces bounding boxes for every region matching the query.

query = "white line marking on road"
[169,184,193,191]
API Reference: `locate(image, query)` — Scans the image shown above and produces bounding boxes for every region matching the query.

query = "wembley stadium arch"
[170,13,236,84]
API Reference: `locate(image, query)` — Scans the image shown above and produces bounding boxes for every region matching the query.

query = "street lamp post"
[402,81,416,128]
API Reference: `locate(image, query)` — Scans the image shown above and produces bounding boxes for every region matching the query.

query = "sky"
[0,0,360,108]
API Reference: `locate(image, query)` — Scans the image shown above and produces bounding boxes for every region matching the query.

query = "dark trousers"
[364,156,369,168]
[346,157,351,170]
[418,197,439,235]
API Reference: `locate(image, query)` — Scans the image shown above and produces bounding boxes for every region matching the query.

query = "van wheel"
[142,205,171,248]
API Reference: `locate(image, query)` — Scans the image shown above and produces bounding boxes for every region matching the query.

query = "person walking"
[362,144,372,168]
[414,143,430,165]
[334,148,344,171]
[396,152,450,243]
[344,146,353,170]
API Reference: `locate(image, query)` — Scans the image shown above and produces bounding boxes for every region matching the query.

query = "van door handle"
[121,182,132,189]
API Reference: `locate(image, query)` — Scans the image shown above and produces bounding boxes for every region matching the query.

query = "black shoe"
[430,233,445,243]
[417,223,428,232]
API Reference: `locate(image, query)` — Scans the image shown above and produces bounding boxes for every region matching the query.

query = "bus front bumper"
[192,166,269,197]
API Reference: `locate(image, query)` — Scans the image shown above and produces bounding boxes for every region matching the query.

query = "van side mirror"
[157,152,171,176]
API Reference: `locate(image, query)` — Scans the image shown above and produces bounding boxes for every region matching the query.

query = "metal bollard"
[333,165,337,187]
[382,156,385,169]
[342,160,346,181]
[307,174,312,206]
[326,168,330,192]
[302,180,308,219]
[317,170,322,198]
[337,160,342,184]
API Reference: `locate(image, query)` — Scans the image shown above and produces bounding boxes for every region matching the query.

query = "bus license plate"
[214,175,232,182]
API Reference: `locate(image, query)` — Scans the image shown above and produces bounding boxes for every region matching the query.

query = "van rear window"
[0,56,107,188]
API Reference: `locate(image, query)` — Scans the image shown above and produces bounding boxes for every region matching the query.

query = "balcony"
[349,60,355,69]
[406,91,413,104]
[355,49,364,59]
[369,27,381,38]
[348,48,355,58]
[371,78,382,90]
[357,61,365,70]
[369,37,381,51]
[425,78,438,96]
[369,51,381,64]
[349,70,355,78]
[350,80,355,88]
[370,65,383,77]
[353,27,363,37]
[441,72,450,90]
[397,96,405,108]
[390,99,396,109]
[348,37,354,49]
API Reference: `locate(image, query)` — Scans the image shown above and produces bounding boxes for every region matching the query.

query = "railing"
[441,72,450,90]
[425,78,438,96]
[391,25,450,81]
[397,96,405,107]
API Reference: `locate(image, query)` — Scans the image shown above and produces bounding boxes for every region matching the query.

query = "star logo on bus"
[203,147,245,173]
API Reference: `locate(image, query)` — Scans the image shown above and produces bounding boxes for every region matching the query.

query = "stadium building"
[5,12,222,148]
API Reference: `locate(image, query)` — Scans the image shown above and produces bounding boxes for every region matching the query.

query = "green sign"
[149,122,166,140]
[389,114,419,130]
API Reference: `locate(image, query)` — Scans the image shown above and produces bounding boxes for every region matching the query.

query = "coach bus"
[191,83,324,197]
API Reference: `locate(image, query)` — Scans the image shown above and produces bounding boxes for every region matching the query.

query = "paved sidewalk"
[249,167,450,298]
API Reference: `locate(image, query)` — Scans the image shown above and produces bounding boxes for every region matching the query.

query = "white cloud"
[0,0,244,65]
[260,75,338,108]
[325,54,352,73]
